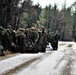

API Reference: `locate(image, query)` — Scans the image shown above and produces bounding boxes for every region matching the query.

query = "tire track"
[3,52,53,75]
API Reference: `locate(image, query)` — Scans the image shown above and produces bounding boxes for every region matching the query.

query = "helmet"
[7,25,11,29]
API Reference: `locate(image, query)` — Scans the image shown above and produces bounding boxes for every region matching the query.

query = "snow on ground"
[13,51,65,75]
[46,43,53,51]
[59,41,74,44]
[13,44,72,75]
[70,42,76,75]
[59,41,76,75]
[0,41,76,75]
[13,41,76,75]
[70,54,76,75]
[0,53,43,75]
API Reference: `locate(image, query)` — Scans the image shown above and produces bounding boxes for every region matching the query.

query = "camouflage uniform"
[46,30,60,50]
[5,29,14,51]
[50,31,60,50]
[47,32,52,43]
[49,32,56,50]
[0,27,4,56]
[3,25,17,52]
[29,27,39,53]
[40,27,47,52]
[16,28,26,53]
[37,31,43,52]
[54,31,60,50]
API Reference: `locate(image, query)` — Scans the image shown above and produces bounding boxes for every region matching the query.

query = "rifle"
[33,34,39,47]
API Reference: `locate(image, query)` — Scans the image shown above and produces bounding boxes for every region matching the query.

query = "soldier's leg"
[51,42,55,50]
[55,41,58,50]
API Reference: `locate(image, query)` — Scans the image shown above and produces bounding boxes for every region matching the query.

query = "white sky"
[32,0,76,9]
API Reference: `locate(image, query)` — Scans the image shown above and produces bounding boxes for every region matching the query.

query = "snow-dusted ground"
[13,43,73,75]
[0,53,44,75]
[0,41,76,75]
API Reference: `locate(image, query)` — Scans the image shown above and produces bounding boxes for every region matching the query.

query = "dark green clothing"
[47,32,59,50]
[41,31,47,52]
[16,33,26,53]
[29,30,38,43]
[51,32,60,50]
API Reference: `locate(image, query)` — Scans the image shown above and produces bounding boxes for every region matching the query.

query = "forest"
[0,0,76,41]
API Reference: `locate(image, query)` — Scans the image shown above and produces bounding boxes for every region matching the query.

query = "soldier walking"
[54,30,60,50]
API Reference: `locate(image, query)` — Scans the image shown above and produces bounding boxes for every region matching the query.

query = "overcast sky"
[32,0,76,9]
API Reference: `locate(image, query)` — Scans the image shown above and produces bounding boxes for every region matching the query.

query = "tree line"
[0,0,41,29]
[0,0,76,41]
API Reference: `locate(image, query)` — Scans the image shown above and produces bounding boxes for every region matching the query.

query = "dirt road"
[0,41,76,75]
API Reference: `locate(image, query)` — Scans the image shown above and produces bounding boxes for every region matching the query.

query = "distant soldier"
[54,30,60,50]
[1,29,7,51]
[41,27,47,52]
[30,27,38,43]
[4,25,16,52]
[47,32,52,43]
[24,28,32,52]
[29,27,39,53]
[25,28,30,40]
[37,31,43,52]
[0,26,4,56]
[48,30,60,50]
[16,28,26,53]
[50,32,56,50]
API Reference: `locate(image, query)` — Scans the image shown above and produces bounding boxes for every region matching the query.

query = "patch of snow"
[14,51,66,75]
[0,54,42,74]
[14,43,75,75]
[46,43,53,51]
[0,41,76,75]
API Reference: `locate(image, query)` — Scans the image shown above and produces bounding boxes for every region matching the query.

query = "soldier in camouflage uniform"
[47,32,52,43]
[29,27,39,53]
[54,30,60,50]
[24,28,33,53]
[7,25,15,49]
[45,30,60,50]
[16,28,26,53]
[40,27,47,52]
[3,25,17,52]
[47,31,56,50]
[0,26,10,51]
[37,30,43,52]
[0,26,4,56]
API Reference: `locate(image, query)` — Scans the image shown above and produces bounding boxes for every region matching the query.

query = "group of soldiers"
[0,25,60,56]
